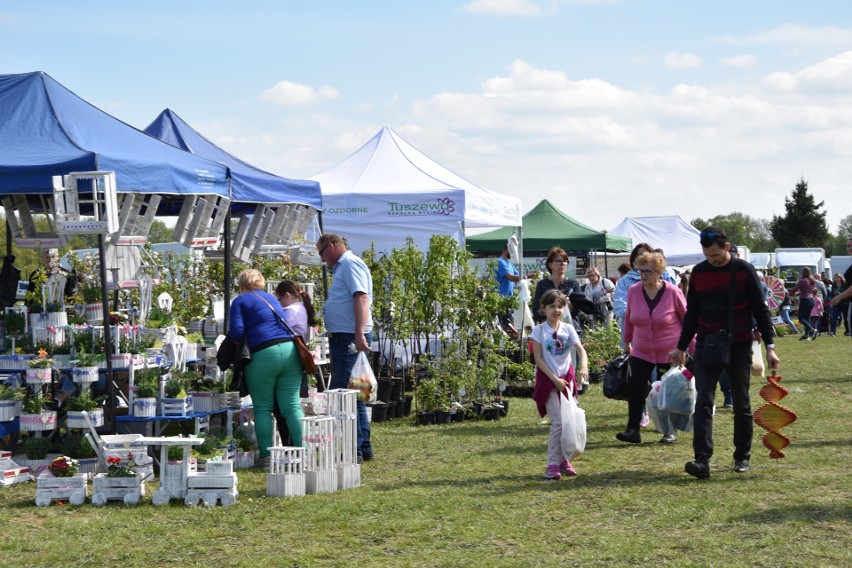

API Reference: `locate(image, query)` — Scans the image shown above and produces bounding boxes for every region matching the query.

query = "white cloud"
[665,52,704,69]
[722,54,757,68]
[258,80,340,106]
[762,51,852,92]
[459,0,542,16]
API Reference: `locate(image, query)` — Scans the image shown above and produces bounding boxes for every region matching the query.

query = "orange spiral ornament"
[753,371,797,459]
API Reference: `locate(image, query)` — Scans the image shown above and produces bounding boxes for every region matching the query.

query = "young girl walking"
[531,289,589,479]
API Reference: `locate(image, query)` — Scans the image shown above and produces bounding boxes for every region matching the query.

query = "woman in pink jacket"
[616,251,689,445]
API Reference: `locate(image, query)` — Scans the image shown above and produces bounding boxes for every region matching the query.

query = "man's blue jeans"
[329,332,373,458]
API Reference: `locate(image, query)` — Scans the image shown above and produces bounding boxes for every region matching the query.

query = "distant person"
[670,227,778,479]
[828,273,849,336]
[789,267,818,340]
[531,247,582,324]
[495,244,520,335]
[582,267,614,328]
[810,293,824,338]
[778,289,799,335]
[829,237,852,340]
[531,289,588,479]
[678,271,691,296]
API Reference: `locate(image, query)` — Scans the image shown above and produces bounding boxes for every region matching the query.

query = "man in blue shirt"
[317,233,375,462]
[495,245,520,335]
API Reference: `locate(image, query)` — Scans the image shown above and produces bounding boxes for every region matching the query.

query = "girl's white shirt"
[531,320,580,377]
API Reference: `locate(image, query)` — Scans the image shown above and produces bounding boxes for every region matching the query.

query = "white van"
[774,248,831,284]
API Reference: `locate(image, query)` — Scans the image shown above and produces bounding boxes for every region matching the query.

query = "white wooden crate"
[35,473,87,506]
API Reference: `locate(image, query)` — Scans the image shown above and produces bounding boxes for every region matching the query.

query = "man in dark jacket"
[669,227,779,479]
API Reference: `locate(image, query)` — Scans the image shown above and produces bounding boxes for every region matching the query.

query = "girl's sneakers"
[560,460,577,476]
[545,464,562,480]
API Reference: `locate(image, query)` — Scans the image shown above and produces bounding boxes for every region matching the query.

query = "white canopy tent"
[609,216,704,266]
[311,126,522,255]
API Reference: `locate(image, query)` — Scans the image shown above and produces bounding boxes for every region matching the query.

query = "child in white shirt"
[531,289,588,480]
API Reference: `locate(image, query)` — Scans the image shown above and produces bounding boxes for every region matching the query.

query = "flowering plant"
[27,348,55,368]
[47,455,79,477]
[106,454,136,478]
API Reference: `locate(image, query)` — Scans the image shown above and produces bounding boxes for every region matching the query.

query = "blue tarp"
[145,109,322,210]
[0,72,229,201]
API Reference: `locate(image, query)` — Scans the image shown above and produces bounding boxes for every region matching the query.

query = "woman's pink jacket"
[623,281,693,364]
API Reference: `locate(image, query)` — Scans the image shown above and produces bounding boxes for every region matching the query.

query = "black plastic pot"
[369,402,389,423]
[384,401,397,420]
[434,410,452,424]
[415,411,435,426]
[376,380,394,403]
[390,377,404,401]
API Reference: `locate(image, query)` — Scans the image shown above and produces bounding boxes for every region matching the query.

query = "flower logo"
[437,198,455,215]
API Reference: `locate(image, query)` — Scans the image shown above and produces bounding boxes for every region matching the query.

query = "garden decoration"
[185,458,238,507]
[0,450,31,487]
[35,455,87,506]
[753,371,797,459]
[325,389,361,490]
[764,276,786,311]
[266,446,306,497]
[299,416,337,494]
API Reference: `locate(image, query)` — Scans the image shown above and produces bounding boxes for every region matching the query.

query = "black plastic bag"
[602,353,631,400]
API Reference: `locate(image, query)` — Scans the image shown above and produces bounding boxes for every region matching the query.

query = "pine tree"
[769,178,830,248]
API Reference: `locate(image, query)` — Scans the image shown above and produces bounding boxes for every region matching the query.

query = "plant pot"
[66,408,103,429]
[376,379,394,403]
[0,400,21,421]
[111,353,133,367]
[91,472,146,506]
[26,367,53,385]
[189,391,220,413]
[84,303,104,325]
[35,472,88,506]
[132,397,157,417]
[402,395,413,417]
[30,311,68,345]
[481,405,501,421]
[234,450,256,469]
[451,410,466,423]
[415,411,435,426]
[393,398,406,419]
[496,399,510,417]
[390,377,404,401]
[384,401,397,420]
[161,396,193,417]
[434,410,452,424]
[20,410,58,431]
[367,402,388,423]
[71,366,100,385]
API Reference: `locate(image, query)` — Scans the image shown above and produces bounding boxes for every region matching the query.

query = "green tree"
[769,178,830,248]
[146,219,173,243]
[690,213,776,251]
[826,214,852,256]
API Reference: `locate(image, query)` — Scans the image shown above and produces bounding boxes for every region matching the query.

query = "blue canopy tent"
[0,72,229,209]
[144,109,322,211]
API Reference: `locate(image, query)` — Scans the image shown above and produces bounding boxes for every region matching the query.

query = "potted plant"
[233,426,257,469]
[581,322,623,382]
[36,455,87,506]
[26,348,55,384]
[188,374,223,413]
[65,390,104,429]
[0,383,25,421]
[57,431,99,475]
[72,350,102,385]
[92,453,146,506]
[16,434,55,471]
[132,375,159,417]
[161,376,192,416]
[19,393,57,432]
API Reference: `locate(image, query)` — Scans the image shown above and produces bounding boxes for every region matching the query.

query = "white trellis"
[138,274,155,323]
[299,416,337,494]
[266,446,306,498]
[325,389,361,490]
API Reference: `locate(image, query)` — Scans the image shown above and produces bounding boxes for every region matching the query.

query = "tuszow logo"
[387,198,456,217]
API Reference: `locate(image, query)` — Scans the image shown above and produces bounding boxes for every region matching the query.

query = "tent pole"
[318,211,328,301]
[517,224,525,363]
[97,233,116,434]
[223,209,232,335]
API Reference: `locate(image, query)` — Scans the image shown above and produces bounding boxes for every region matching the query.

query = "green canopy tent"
[466,199,632,256]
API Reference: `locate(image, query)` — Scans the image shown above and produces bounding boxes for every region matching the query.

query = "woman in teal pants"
[228,269,304,470]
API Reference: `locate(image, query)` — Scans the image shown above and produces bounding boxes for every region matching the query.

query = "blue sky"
[3,0,851,233]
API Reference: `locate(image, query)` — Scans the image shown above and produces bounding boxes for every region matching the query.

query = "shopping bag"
[751,340,765,377]
[658,366,697,415]
[646,382,676,437]
[348,351,378,402]
[602,354,630,400]
[560,394,587,459]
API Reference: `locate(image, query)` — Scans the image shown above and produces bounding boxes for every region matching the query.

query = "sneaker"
[545,464,562,480]
[616,429,641,444]
[845,331,850,336]
[723,399,733,409]
[560,460,577,476]
[639,411,650,428]
[685,460,710,479]
[733,459,750,473]
[659,434,677,444]
[799,334,811,341]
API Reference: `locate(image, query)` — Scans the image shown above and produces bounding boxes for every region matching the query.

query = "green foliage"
[2,310,26,335]
[21,394,48,414]
[232,425,257,452]
[163,377,187,398]
[0,383,25,401]
[20,434,53,459]
[691,212,777,252]
[582,321,623,374]
[57,431,96,459]
[66,389,101,411]
[770,178,831,248]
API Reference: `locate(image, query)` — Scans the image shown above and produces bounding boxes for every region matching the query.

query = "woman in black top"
[532,247,581,324]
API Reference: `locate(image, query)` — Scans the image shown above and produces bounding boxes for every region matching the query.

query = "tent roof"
[0,72,229,201]
[466,199,632,253]
[145,109,322,209]
[311,126,521,227]
[609,215,704,265]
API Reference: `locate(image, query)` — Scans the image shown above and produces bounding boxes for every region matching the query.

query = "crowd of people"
[527,227,785,480]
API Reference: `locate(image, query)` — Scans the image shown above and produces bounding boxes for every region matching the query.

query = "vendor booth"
[609,216,704,266]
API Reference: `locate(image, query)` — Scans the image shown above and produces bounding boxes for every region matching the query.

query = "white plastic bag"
[645,382,676,436]
[751,340,765,377]
[658,366,697,415]
[560,394,587,459]
[348,351,377,402]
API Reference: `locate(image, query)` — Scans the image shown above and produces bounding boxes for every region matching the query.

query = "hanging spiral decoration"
[753,371,797,459]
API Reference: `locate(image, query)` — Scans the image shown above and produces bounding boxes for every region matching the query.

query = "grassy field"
[1,335,850,567]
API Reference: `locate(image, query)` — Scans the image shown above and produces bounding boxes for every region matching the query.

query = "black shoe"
[733,459,750,473]
[798,334,810,341]
[356,455,364,465]
[723,400,733,409]
[616,429,641,444]
[685,460,710,479]
[361,451,373,461]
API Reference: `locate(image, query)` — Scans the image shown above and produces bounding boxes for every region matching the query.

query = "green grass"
[2,335,850,567]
